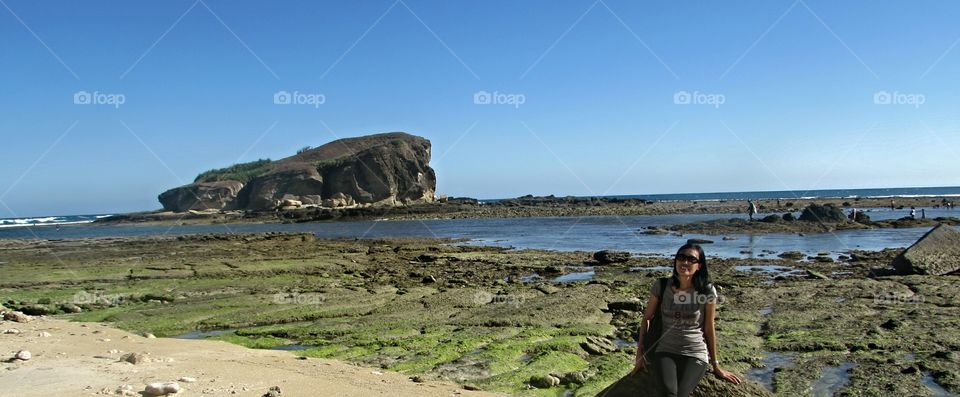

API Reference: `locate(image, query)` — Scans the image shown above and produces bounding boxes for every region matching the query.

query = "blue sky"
[2,0,960,217]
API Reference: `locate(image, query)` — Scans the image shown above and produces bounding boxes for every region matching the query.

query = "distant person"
[747,200,757,221]
[849,208,858,222]
[910,207,916,219]
[921,208,926,219]
[634,244,741,396]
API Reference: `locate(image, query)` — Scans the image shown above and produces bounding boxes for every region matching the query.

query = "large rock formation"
[892,224,960,275]
[798,203,847,222]
[158,181,244,212]
[158,132,436,212]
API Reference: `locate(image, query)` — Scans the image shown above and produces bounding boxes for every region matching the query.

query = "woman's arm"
[703,302,742,384]
[632,293,659,373]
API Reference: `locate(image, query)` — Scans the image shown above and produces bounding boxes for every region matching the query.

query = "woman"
[633,244,741,397]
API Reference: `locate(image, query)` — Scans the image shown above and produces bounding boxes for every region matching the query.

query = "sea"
[1,186,958,259]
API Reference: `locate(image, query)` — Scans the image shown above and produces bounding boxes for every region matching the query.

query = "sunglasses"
[675,253,700,264]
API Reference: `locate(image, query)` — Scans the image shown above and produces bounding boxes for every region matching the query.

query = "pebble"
[3,329,20,335]
[38,331,51,337]
[15,350,31,361]
[178,377,197,383]
[120,352,147,364]
[143,382,180,396]
[143,333,157,339]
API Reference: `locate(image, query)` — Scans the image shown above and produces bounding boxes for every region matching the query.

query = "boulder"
[782,212,796,221]
[164,132,436,212]
[799,204,846,222]
[597,367,773,397]
[580,336,617,355]
[3,311,32,323]
[594,250,631,264]
[529,374,561,388]
[892,224,960,275]
[158,181,244,212]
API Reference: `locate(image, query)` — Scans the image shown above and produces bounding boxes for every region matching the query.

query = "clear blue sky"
[2,0,960,217]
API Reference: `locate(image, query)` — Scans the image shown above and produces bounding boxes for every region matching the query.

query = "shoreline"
[84,195,958,227]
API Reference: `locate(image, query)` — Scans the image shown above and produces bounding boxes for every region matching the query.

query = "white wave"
[0,220,95,228]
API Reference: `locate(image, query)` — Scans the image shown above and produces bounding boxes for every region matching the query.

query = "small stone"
[3,329,20,335]
[59,303,82,313]
[462,384,481,391]
[143,333,157,339]
[98,338,111,342]
[261,385,282,397]
[143,382,180,396]
[411,376,424,383]
[38,331,51,337]
[178,377,197,383]
[120,352,147,364]
[15,350,31,360]
[108,349,120,354]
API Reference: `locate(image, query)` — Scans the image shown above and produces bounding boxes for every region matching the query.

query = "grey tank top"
[650,279,718,363]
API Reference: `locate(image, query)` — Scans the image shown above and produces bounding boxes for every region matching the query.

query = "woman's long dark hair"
[672,243,712,294]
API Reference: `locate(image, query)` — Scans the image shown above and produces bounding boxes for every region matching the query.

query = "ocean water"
[0,208,956,259]
[482,186,960,202]
[0,214,113,228]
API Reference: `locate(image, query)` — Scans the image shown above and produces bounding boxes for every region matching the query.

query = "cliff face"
[158,132,436,212]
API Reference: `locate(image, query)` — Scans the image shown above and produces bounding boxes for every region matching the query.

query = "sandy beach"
[0,316,504,397]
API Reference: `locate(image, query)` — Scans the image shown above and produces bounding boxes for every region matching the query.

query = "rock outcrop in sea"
[158,132,436,212]
[892,223,960,275]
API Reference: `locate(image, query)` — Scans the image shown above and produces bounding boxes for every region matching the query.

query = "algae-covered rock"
[892,224,960,275]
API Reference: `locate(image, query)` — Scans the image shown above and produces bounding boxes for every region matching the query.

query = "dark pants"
[656,352,708,397]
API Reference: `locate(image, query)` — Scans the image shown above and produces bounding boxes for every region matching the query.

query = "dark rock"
[880,319,901,330]
[782,212,796,221]
[760,214,780,223]
[593,250,631,264]
[158,181,244,212]
[120,352,147,364]
[18,304,51,316]
[687,238,714,244]
[607,299,643,312]
[805,270,829,279]
[596,367,773,396]
[421,275,437,284]
[799,204,847,222]
[161,132,436,212]
[892,224,960,275]
[778,251,805,260]
[462,384,481,391]
[901,366,919,374]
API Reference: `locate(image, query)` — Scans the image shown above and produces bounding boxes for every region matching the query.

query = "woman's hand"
[713,367,741,384]
[632,350,647,374]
